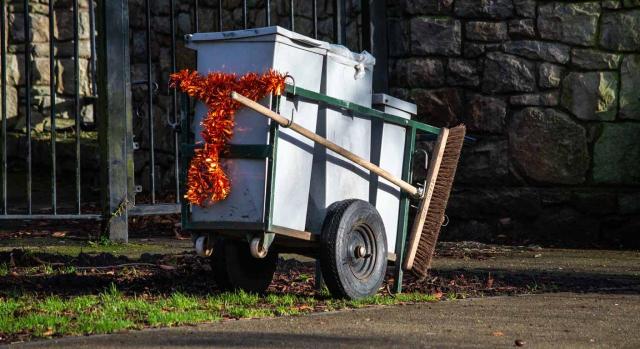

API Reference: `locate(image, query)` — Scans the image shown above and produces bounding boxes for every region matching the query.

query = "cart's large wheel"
[320,199,387,299]
[211,237,277,294]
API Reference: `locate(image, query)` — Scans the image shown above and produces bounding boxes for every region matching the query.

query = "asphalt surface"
[11,292,640,349]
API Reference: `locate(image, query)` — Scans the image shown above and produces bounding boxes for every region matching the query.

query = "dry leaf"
[491,331,505,337]
[51,231,67,238]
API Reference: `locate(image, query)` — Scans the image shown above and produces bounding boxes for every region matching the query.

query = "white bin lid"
[373,94,417,117]
[186,26,375,66]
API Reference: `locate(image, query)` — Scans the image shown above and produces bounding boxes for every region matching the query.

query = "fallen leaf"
[491,331,504,337]
[42,328,54,337]
[51,231,67,238]
[433,292,444,300]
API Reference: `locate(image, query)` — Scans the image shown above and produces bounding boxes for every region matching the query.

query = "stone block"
[466,94,506,133]
[571,49,622,70]
[593,123,640,184]
[390,58,445,88]
[465,21,508,42]
[447,188,542,219]
[446,58,479,87]
[456,139,509,184]
[619,193,640,215]
[508,19,535,38]
[538,2,600,46]
[9,12,50,44]
[56,58,91,96]
[403,0,454,14]
[620,55,640,120]
[482,52,535,93]
[410,88,463,127]
[599,10,640,51]
[504,40,570,64]
[54,10,91,41]
[571,191,618,215]
[623,0,640,7]
[509,91,559,106]
[464,43,485,58]
[561,71,618,121]
[411,17,461,56]
[602,0,622,9]
[0,85,19,123]
[513,0,536,17]
[6,54,25,86]
[509,107,589,184]
[454,0,514,19]
[388,19,410,57]
[538,63,564,89]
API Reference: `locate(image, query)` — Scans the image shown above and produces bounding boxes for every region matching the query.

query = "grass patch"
[0,284,442,343]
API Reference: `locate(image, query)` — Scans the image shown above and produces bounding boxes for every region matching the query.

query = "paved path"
[13,292,640,349]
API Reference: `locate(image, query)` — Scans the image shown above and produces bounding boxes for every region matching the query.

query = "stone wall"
[388,0,640,248]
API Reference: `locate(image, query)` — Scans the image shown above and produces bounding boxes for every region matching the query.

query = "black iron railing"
[1,0,388,241]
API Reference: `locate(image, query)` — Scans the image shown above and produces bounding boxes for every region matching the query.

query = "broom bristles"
[411,124,466,278]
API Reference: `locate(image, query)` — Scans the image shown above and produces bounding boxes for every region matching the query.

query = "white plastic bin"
[306,46,376,232]
[186,27,327,231]
[185,26,376,235]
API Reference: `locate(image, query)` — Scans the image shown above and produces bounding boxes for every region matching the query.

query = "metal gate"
[0,0,388,241]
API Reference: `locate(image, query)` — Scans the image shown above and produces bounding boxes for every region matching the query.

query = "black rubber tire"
[320,199,388,299]
[211,237,277,294]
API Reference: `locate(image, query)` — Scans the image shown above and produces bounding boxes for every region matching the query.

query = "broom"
[230,92,465,279]
[403,125,466,278]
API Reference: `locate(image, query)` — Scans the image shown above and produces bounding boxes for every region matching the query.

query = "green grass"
[0,284,441,342]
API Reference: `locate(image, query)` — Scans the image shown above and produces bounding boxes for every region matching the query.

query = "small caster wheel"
[211,237,277,294]
[320,199,387,300]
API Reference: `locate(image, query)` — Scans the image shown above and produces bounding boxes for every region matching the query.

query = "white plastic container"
[306,46,376,232]
[185,26,376,235]
[186,27,326,231]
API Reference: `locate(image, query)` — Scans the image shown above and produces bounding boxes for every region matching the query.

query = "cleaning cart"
[180,27,466,299]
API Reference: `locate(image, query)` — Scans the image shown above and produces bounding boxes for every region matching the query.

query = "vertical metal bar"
[289,0,294,31]
[49,0,57,214]
[362,0,388,92]
[145,0,156,204]
[393,127,416,294]
[265,0,270,26]
[0,0,6,214]
[74,0,81,214]
[312,0,317,38]
[24,0,32,214]
[333,0,346,45]
[242,0,247,29]
[194,0,199,32]
[88,0,98,96]
[171,0,179,203]
[97,0,134,242]
[217,0,222,31]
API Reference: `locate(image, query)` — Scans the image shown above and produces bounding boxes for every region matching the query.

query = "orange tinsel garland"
[169,69,287,206]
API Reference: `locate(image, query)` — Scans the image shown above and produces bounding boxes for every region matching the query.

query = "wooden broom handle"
[231,91,420,197]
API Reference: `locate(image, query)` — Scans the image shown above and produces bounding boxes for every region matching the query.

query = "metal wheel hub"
[347,223,377,280]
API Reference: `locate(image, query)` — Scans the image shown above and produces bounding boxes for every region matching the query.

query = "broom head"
[403,125,466,278]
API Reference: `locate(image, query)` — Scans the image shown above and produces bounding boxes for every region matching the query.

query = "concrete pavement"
[12,292,640,349]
